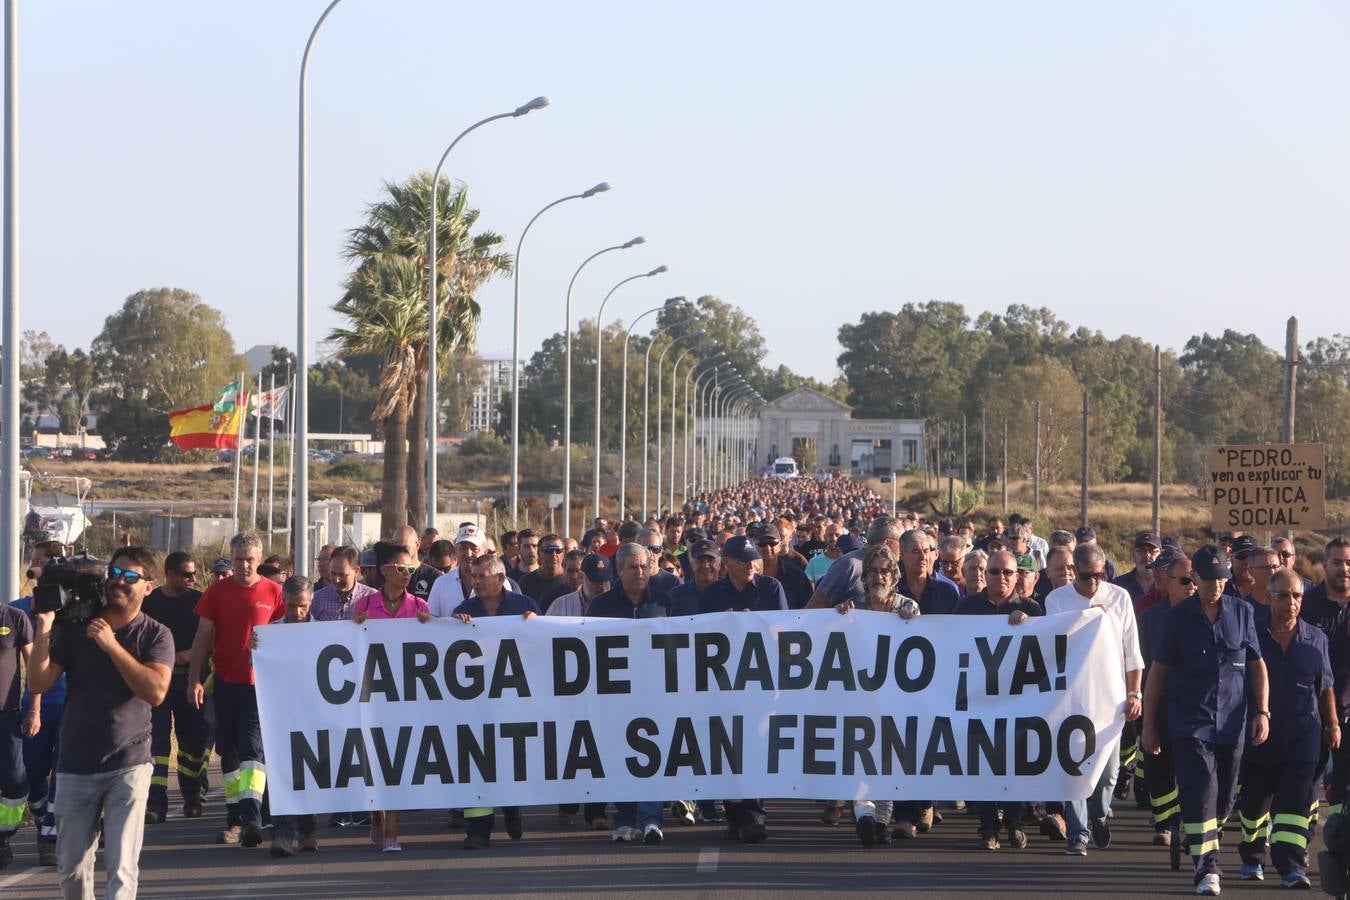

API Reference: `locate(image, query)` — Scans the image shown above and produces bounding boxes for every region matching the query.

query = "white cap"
[455,524,485,548]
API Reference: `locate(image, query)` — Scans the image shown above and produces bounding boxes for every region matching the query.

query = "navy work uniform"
[1237,617,1332,881]
[1299,580,1350,814]
[1153,584,1263,885]
[1138,597,1180,839]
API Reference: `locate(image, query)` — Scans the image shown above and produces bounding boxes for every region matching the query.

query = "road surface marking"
[0,866,44,891]
[696,848,719,873]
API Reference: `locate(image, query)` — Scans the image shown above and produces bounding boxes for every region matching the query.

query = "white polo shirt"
[1046,580,1144,675]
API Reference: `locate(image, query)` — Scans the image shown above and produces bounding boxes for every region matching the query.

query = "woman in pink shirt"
[352,542,430,852]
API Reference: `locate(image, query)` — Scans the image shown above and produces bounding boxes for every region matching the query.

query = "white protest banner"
[253,609,1125,815]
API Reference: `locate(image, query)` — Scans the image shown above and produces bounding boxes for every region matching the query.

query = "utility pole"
[1001,417,1008,512]
[1032,401,1041,514]
[1152,345,1162,536]
[961,413,967,485]
[980,405,986,488]
[1282,316,1299,540]
[1080,390,1089,528]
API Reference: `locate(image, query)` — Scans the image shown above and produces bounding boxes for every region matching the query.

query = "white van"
[771,457,800,480]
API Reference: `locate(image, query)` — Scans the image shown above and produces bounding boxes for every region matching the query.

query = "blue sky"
[11,1,1350,383]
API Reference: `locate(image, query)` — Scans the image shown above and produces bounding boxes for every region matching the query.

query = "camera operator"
[26,546,173,900]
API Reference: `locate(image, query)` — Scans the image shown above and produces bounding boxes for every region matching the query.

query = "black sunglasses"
[987,568,1016,577]
[540,546,564,554]
[1076,571,1106,582]
[1177,577,1195,587]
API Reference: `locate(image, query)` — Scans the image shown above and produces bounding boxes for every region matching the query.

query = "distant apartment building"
[468,354,522,434]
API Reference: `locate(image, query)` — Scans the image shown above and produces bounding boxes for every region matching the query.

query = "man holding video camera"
[25,546,173,900]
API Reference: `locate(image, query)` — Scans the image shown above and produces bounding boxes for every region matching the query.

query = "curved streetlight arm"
[640,323,678,520]
[687,356,725,500]
[427,97,550,529]
[296,0,345,577]
[509,182,611,524]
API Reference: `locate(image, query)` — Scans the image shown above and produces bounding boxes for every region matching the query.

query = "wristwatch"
[1255,710,1271,718]
[1127,691,1142,699]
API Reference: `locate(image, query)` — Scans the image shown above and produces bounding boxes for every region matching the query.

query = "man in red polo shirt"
[186,532,283,848]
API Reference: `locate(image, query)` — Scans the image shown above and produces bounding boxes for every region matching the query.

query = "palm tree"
[330,257,426,536]
[336,173,512,529]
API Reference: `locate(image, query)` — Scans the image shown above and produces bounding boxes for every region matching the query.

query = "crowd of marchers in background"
[4,473,1349,899]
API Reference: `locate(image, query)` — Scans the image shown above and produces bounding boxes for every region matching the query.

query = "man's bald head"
[395,525,419,558]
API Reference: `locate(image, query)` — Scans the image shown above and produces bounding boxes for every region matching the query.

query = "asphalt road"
[0,793,1316,899]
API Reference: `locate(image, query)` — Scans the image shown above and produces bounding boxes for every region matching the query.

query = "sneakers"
[1091,818,1112,849]
[183,800,204,819]
[269,836,296,858]
[381,839,402,853]
[1040,813,1067,842]
[1065,839,1088,856]
[217,825,242,845]
[740,823,768,844]
[856,815,877,848]
[980,832,1000,851]
[1280,872,1311,890]
[671,801,696,826]
[917,806,935,833]
[37,841,57,867]
[1007,825,1029,849]
[1196,873,1221,895]
[462,833,489,850]
[1153,830,1172,847]
[144,810,164,825]
[611,825,638,843]
[891,820,917,840]
[240,824,264,848]
[298,836,319,852]
[1240,864,1264,881]
[505,809,524,840]
[643,824,664,845]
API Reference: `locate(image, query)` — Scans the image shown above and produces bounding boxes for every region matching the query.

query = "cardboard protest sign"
[1209,443,1325,530]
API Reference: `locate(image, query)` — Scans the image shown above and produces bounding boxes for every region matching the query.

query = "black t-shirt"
[141,586,202,665]
[518,571,565,605]
[50,612,174,774]
[408,563,441,603]
[0,604,34,710]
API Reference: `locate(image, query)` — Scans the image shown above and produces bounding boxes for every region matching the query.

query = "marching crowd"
[2,473,1349,899]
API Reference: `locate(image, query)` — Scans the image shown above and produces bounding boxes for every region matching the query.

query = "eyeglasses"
[381,564,416,575]
[755,541,777,549]
[1076,571,1106,582]
[176,569,198,579]
[645,545,663,554]
[987,568,1016,577]
[1272,590,1304,601]
[865,567,895,578]
[1177,577,1195,587]
[1277,551,1295,560]
[939,559,961,570]
[540,546,564,554]
[107,565,146,584]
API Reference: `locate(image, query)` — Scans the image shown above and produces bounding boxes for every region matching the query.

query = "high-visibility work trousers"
[1175,737,1242,885]
[1237,757,1319,878]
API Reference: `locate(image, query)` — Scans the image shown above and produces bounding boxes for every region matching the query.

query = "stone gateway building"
[756,387,926,477]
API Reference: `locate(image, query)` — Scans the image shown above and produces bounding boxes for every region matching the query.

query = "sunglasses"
[1076,571,1106,582]
[865,568,895,578]
[1177,577,1195,587]
[176,569,198,579]
[1272,590,1304,601]
[107,565,146,584]
[988,568,1016,577]
[382,564,416,575]
[755,541,777,549]
[540,546,564,554]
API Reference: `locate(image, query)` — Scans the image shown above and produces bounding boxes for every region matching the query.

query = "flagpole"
[250,372,261,531]
[232,370,244,533]
[267,371,276,548]
[284,364,295,550]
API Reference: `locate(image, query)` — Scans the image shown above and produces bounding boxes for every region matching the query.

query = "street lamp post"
[640,325,675,521]
[426,96,549,531]
[561,239,645,536]
[684,357,723,503]
[620,307,666,519]
[1,0,19,601]
[695,368,724,495]
[296,0,345,576]
[668,349,694,514]
[509,182,611,525]
[592,266,667,520]
[658,346,691,519]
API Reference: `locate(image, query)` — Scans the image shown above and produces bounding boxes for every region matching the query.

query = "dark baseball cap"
[1230,535,1259,558]
[723,535,762,563]
[1075,526,1097,543]
[683,527,709,544]
[1150,546,1185,572]
[359,548,377,568]
[689,539,721,561]
[1134,531,1161,549]
[846,518,865,531]
[211,557,232,575]
[1192,544,1232,581]
[580,554,612,584]
[836,535,862,554]
[750,523,782,544]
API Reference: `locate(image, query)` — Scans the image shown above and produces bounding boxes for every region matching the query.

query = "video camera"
[32,554,107,625]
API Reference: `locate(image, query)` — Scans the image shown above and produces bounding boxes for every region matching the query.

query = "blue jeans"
[54,762,152,900]
[0,709,26,836]
[1066,737,1120,844]
[23,704,61,843]
[613,801,663,830]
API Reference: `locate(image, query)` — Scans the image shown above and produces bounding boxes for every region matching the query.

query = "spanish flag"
[167,402,246,450]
